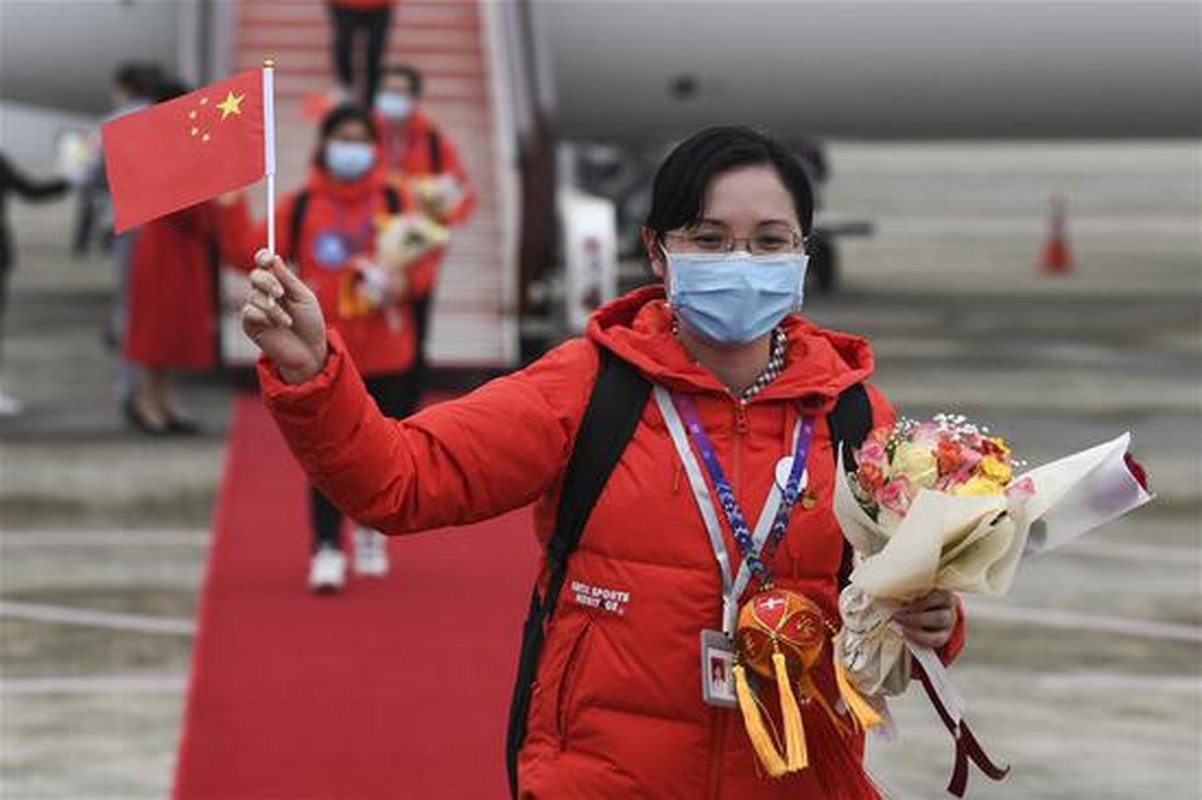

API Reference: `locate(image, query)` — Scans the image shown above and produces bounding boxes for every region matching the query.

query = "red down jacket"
[260,285,966,799]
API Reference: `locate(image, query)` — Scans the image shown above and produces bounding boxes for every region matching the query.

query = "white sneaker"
[353,527,390,577]
[0,388,24,417]
[308,546,347,593]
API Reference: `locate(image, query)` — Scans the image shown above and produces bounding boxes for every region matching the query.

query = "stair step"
[238,27,481,51]
[240,1,478,24]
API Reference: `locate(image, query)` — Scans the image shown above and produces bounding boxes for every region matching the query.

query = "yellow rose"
[892,441,939,489]
[980,456,1013,485]
[952,475,1006,497]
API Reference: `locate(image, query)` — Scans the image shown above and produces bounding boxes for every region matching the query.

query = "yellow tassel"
[734,663,789,778]
[773,651,809,771]
[834,658,883,733]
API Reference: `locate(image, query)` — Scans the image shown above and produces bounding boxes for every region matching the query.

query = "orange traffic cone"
[1039,193,1073,275]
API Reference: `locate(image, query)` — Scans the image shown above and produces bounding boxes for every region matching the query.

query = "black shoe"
[124,400,170,436]
[165,414,201,436]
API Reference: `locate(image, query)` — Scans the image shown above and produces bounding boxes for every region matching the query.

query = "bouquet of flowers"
[414,174,464,220]
[833,415,1152,796]
[338,212,451,321]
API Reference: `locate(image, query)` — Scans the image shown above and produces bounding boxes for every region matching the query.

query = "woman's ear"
[642,228,666,280]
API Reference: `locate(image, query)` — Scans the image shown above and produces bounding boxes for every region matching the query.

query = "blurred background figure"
[327,0,396,107]
[373,61,475,384]
[0,151,68,415]
[223,104,432,591]
[80,61,165,420]
[122,79,240,437]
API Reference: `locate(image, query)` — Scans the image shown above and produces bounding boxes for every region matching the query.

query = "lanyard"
[654,386,815,635]
[328,195,377,256]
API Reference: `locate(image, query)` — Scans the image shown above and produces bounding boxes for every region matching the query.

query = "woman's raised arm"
[244,251,593,532]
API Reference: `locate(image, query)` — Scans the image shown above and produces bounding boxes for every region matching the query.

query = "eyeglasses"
[663,225,806,256]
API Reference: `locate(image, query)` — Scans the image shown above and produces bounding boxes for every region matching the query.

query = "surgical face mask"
[665,248,808,346]
[325,140,376,181]
[374,91,414,121]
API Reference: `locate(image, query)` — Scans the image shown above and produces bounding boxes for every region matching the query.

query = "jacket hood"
[586,285,876,412]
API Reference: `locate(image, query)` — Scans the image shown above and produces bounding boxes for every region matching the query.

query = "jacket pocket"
[555,617,594,747]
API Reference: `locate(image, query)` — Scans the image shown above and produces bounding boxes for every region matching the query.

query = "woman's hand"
[241,249,328,384]
[893,589,958,649]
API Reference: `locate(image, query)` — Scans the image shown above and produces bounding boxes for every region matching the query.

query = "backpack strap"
[826,383,874,590]
[427,128,443,173]
[287,189,310,264]
[382,184,402,214]
[505,346,650,798]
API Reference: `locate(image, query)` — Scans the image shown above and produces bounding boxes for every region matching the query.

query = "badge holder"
[700,629,738,708]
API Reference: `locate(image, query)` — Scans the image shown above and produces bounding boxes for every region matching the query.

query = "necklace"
[671,320,788,402]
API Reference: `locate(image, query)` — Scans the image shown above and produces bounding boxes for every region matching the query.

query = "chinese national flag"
[103,69,266,232]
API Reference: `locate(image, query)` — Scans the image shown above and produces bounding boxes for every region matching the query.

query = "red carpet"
[174,395,540,799]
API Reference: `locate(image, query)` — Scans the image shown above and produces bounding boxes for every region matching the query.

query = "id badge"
[700,629,738,708]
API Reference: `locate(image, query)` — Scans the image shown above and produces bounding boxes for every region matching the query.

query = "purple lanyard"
[673,395,815,587]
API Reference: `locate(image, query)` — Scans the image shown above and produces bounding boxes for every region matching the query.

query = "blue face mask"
[665,249,808,346]
[325,141,376,181]
[374,91,414,121]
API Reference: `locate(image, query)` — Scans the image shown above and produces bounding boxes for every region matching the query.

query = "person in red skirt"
[123,80,244,435]
[222,103,434,592]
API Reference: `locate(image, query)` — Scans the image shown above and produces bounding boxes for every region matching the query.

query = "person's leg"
[362,4,393,107]
[311,486,343,552]
[0,259,19,416]
[328,3,357,97]
[351,369,418,576]
[410,292,432,389]
[111,232,138,407]
[131,367,170,433]
[309,485,347,591]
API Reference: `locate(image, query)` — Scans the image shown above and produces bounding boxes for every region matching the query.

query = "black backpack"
[286,184,402,264]
[503,346,874,797]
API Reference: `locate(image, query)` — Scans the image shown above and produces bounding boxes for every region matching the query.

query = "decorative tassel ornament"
[734,588,830,778]
[773,650,808,770]
[834,657,884,733]
[734,663,789,777]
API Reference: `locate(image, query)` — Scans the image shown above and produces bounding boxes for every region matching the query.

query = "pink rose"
[858,439,888,470]
[877,476,913,516]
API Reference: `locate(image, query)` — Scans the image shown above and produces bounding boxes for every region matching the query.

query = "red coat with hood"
[222,167,435,377]
[260,286,966,799]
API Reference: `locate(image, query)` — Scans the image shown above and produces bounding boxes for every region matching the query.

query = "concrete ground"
[1,140,1199,798]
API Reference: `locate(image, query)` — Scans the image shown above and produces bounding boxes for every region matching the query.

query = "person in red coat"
[328,0,397,107]
[123,202,237,434]
[373,62,476,378]
[242,126,965,797]
[225,103,432,591]
[123,79,245,435]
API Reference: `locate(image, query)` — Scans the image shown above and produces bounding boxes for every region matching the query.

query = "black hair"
[153,77,191,104]
[113,62,163,101]
[644,126,814,238]
[314,103,379,168]
[381,63,423,97]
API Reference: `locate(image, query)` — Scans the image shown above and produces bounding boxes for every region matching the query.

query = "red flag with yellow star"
[103,69,268,233]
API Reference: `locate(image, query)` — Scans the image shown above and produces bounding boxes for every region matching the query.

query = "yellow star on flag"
[216,91,245,121]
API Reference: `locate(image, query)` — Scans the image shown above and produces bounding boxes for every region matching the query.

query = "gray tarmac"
[1,141,1199,798]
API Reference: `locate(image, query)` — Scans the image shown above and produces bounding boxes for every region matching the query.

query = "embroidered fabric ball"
[735,588,828,680]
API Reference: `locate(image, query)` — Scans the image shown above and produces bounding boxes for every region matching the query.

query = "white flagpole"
[262,58,277,255]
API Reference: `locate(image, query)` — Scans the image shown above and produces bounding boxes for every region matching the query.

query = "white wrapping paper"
[836,432,1153,698]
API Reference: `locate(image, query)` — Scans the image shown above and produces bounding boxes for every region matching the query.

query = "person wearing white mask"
[373,63,475,384]
[241,126,964,797]
[221,104,427,592]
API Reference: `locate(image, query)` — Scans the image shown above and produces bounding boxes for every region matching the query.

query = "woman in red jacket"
[227,103,431,591]
[242,126,965,798]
